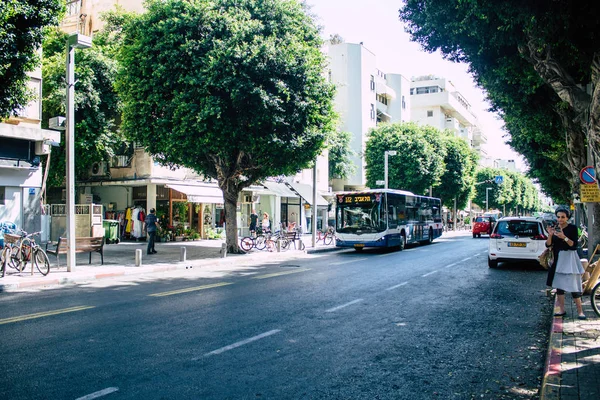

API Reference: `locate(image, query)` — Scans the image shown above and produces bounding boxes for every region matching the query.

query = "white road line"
[326,299,363,313]
[422,270,439,277]
[445,262,458,269]
[330,257,368,266]
[385,282,409,291]
[460,257,472,262]
[202,329,282,357]
[75,387,119,400]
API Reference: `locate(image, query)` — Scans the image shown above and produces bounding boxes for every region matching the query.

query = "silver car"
[488,217,548,268]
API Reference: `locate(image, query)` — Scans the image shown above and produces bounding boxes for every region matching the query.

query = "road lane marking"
[385,282,409,291]
[149,282,233,297]
[252,268,310,279]
[326,299,363,313]
[201,329,282,357]
[330,258,368,265]
[460,257,473,262]
[422,270,439,277]
[445,262,458,269]
[75,387,119,400]
[0,306,95,325]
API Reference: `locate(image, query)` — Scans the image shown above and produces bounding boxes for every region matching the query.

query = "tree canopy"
[364,122,445,195]
[117,0,336,252]
[0,0,62,119]
[328,130,355,180]
[399,0,600,202]
[473,167,540,214]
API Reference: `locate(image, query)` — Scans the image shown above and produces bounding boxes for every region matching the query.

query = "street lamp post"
[384,150,397,189]
[66,32,92,272]
[486,187,493,212]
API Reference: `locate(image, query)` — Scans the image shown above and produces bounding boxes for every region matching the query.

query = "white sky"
[307,0,526,171]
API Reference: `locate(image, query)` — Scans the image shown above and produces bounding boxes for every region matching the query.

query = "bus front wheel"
[399,234,406,251]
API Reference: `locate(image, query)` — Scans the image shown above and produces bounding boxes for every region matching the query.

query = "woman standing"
[261,212,271,234]
[546,206,586,319]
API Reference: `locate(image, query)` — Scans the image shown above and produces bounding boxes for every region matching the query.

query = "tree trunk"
[220,181,244,254]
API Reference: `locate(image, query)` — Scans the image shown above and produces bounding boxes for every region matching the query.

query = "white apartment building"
[410,75,487,160]
[325,42,411,190]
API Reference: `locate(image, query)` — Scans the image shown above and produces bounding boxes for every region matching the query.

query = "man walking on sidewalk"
[146,208,159,255]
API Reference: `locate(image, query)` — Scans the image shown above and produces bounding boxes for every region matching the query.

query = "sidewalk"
[0,236,340,292]
[541,295,600,400]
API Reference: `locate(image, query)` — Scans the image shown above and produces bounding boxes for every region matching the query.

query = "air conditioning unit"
[111,155,129,167]
[90,161,107,177]
[35,141,51,155]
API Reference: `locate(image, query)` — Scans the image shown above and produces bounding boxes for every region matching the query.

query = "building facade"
[325,42,411,190]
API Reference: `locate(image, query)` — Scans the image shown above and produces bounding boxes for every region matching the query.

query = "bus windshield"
[336,202,384,234]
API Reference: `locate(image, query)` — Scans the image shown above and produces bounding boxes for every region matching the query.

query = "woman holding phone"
[545,206,586,319]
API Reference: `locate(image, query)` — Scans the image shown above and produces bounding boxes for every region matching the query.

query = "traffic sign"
[494,175,504,185]
[580,184,600,202]
[580,166,597,184]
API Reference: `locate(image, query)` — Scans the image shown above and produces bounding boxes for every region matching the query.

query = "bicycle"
[5,230,51,276]
[239,234,267,251]
[578,223,588,249]
[316,226,335,245]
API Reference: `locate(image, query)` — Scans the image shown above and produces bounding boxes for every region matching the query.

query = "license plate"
[507,242,526,248]
[354,243,365,248]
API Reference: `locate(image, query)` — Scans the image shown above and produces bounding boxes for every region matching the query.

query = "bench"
[46,237,104,267]
[285,231,299,249]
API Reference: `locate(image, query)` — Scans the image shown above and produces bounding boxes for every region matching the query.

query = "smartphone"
[555,226,562,233]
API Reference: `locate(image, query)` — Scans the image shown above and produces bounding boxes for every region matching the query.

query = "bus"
[335,189,443,251]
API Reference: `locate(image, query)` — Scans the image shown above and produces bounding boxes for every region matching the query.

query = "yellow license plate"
[507,242,526,248]
[354,243,365,248]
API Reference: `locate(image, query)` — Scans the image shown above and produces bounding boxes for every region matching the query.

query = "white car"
[488,217,548,268]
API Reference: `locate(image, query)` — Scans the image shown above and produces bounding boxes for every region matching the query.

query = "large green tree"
[0,0,62,118]
[328,130,355,180]
[42,27,125,187]
[399,1,598,198]
[432,134,478,210]
[364,122,445,195]
[117,0,336,253]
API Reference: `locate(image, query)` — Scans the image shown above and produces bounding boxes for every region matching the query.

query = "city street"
[0,233,553,399]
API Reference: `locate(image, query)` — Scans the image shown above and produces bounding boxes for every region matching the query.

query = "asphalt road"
[0,234,553,400]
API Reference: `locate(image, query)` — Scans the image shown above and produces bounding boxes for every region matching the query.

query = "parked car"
[472,216,496,238]
[488,217,548,268]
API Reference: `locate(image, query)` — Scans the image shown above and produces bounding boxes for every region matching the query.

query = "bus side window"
[388,205,398,228]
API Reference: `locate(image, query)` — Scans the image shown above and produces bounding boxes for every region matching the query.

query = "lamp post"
[384,150,397,189]
[486,187,493,212]
[66,32,92,272]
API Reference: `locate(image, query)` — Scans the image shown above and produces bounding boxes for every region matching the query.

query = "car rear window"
[475,217,485,222]
[495,220,540,238]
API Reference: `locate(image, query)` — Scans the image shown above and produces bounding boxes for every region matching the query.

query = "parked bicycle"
[3,230,50,276]
[578,223,588,249]
[240,234,267,251]
[316,226,335,245]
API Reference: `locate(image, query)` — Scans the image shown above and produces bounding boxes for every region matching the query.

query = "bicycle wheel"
[33,248,50,276]
[240,237,254,252]
[591,281,600,317]
[10,245,25,271]
[255,235,267,251]
[324,235,333,245]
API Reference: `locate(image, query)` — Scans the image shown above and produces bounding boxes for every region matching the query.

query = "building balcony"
[411,91,477,126]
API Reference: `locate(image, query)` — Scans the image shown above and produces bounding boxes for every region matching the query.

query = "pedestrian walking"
[249,209,258,236]
[262,212,271,234]
[146,208,159,255]
[545,206,586,319]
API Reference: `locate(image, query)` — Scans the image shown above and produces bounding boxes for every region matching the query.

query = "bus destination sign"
[337,193,382,204]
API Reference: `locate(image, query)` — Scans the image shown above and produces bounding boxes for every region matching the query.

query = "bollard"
[220,243,227,258]
[298,239,303,251]
[276,238,281,252]
[180,247,187,262]
[135,249,142,267]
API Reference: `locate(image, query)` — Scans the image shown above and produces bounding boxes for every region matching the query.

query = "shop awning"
[262,181,298,198]
[165,184,224,204]
[287,182,329,207]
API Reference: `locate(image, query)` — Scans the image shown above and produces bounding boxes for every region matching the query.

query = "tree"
[432,134,478,210]
[117,0,336,253]
[0,0,62,119]
[328,130,355,180]
[400,1,600,204]
[42,27,125,187]
[364,122,445,194]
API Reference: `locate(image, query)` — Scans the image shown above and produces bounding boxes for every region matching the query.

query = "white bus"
[335,189,443,251]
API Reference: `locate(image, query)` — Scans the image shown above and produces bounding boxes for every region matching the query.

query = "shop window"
[0,186,4,205]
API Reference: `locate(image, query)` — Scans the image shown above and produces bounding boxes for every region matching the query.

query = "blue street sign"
[580,166,597,184]
[494,175,504,185]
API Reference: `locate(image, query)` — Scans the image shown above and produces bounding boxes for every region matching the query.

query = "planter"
[175,236,185,242]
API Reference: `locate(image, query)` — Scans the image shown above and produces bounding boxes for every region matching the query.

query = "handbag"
[539,247,554,269]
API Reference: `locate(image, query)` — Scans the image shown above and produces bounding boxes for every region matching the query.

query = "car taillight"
[490,233,503,239]
[532,234,547,240]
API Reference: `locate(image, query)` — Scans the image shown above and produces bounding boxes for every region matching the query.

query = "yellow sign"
[580,184,600,202]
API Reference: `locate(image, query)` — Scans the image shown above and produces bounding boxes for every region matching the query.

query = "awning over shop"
[262,181,298,198]
[287,182,329,207]
[165,184,224,204]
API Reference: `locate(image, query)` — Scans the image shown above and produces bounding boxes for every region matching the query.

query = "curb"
[540,296,562,400]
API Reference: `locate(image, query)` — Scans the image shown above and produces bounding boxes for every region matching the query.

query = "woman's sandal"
[554,312,567,317]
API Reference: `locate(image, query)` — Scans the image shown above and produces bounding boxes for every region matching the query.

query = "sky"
[307,0,526,171]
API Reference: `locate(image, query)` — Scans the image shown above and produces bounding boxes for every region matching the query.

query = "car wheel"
[478,233,481,238]
[473,233,477,238]
[488,257,498,268]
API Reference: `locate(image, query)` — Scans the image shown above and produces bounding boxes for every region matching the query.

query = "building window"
[66,0,81,16]
[370,75,375,91]
[370,104,376,120]
[410,88,414,95]
[402,95,406,110]
[328,70,332,82]
[0,187,5,205]
[427,110,433,117]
